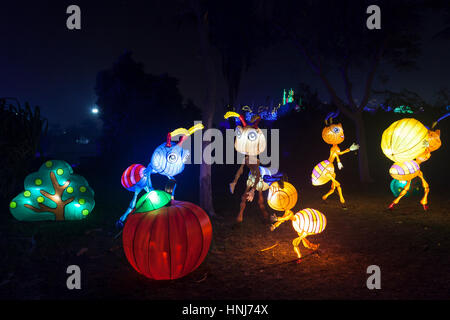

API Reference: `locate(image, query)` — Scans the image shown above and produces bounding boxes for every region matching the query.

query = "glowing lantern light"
[122,191,212,280]
[381,118,428,163]
[381,116,446,210]
[264,175,327,259]
[390,179,422,198]
[311,111,359,209]
[117,123,204,228]
[225,111,270,222]
[267,180,298,212]
[9,160,95,221]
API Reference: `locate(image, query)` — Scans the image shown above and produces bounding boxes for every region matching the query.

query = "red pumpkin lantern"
[122,191,212,280]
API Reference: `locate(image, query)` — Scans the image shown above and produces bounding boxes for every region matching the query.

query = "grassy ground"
[0,184,449,300]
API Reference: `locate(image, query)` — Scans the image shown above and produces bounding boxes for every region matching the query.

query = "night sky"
[1,1,449,128]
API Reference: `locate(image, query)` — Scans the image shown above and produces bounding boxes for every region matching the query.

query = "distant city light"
[91,107,99,114]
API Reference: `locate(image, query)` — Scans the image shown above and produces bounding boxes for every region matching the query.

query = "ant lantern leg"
[390,180,411,209]
[165,178,177,199]
[258,191,269,219]
[417,172,430,210]
[322,180,336,200]
[292,235,305,259]
[237,187,251,222]
[302,237,319,251]
[328,175,346,207]
[117,189,140,228]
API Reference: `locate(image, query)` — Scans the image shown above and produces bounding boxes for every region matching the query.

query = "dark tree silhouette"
[95,51,201,163]
[0,98,47,198]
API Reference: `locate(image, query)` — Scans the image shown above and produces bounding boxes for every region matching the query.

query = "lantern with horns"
[381,115,447,210]
[9,160,95,221]
[122,190,212,280]
[264,175,327,259]
[117,123,204,228]
[225,111,271,222]
[311,111,359,209]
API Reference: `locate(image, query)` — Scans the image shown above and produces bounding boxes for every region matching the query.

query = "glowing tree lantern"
[381,115,447,210]
[117,123,204,228]
[263,175,327,259]
[122,190,212,280]
[311,111,359,209]
[225,111,273,222]
[9,160,95,221]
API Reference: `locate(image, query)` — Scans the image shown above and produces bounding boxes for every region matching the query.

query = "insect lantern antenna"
[431,112,450,129]
[224,111,247,127]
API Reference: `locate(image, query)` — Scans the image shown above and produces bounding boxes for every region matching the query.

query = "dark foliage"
[0,98,47,201]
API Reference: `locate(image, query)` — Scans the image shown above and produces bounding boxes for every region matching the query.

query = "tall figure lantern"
[117,123,204,228]
[225,111,274,222]
[381,115,447,210]
[264,175,327,260]
[311,111,359,209]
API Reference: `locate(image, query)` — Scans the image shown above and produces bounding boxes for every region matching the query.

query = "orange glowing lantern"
[122,191,212,280]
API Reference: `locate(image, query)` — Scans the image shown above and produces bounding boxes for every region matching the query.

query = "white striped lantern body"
[389,160,420,181]
[292,208,327,236]
[311,160,335,186]
[121,164,147,192]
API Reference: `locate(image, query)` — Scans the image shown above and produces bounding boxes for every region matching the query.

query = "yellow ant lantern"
[225,111,271,222]
[381,116,446,210]
[311,111,359,209]
[264,175,327,259]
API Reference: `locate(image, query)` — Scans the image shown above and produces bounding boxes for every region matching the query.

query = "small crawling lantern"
[122,190,212,280]
[264,175,327,259]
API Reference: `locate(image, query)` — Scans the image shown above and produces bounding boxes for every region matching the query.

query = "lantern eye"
[236,127,242,138]
[332,127,340,133]
[247,131,257,141]
[167,153,178,163]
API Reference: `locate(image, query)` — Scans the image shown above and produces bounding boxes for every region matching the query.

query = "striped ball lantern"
[311,160,335,186]
[122,190,212,280]
[292,208,327,236]
[121,164,146,191]
[267,181,298,212]
[381,118,429,163]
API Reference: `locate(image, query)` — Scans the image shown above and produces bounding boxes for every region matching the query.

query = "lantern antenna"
[224,111,247,127]
[325,110,340,125]
[166,132,172,147]
[431,112,450,129]
[251,115,261,128]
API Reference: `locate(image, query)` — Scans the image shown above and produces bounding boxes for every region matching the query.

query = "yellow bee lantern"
[264,175,327,259]
[225,111,271,222]
[381,118,429,162]
[311,111,359,209]
[381,116,446,210]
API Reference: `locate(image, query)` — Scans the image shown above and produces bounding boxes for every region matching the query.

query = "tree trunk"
[354,112,373,183]
[195,4,217,217]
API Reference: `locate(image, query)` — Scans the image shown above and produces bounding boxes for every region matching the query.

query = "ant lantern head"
[224,111,266,156]
[427,113,449,152]
[150,123,204,177]
[322,110,344,145]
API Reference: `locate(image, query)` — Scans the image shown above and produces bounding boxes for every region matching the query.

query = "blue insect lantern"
[150,131,191,178]
[117,123,204,228]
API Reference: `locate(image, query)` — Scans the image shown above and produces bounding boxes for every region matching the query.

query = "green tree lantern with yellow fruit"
[9,160,95,221]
